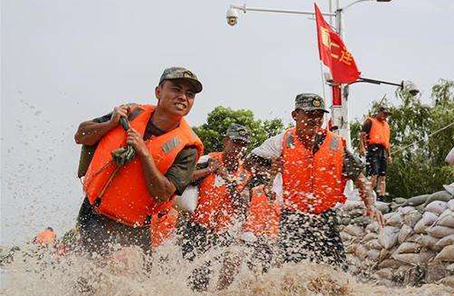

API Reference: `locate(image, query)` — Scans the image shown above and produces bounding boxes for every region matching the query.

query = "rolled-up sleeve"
[250,133,284,160]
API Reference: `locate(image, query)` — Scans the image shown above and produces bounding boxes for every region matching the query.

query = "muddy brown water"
[1,243,453,296]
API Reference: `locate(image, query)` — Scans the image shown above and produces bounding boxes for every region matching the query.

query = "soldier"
[360,106,392,202]
[74,67,204,255]
[178,123,251,291]
[246,93,384,270]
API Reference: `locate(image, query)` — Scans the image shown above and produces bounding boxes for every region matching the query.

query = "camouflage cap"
[159,67,203,93]
[294,93,329,113]
[226,123,250,144]
[377,106,391,115]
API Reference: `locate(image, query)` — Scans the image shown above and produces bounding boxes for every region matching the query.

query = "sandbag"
[441,275,454,288]
[443,184,454,196]
[343,224,364,237]
[403,194,430,207]
[394,197,407,204]
[425,201,448,215]
[448,199,454,211]
[378,258,401,269]
[366,249,380,261]
[384,212,402,227]
[366,239,382,250]
[379,247,396,262]
[351,216,371,226]
[424,190,453,207]
[355,244,368,260]
[340,232,354,242]
[399,206,416,215]
[174,185,199,212]
[420,235,442,251]
[436,210,454,228]
[426,225,454,238]
[392,253,420,265]
[406,234,422,244]
[398,224,414,244]
[419,251,436,265]
[403,210,422,228]
[435,234,454,248]
[414,212,439,234]
[375,202,390,214]
[395,242,420,254]
[378,226,399,249]
[366,222,379,233]
[362,232,378,243]
[349,208,366,218]
[447,263,454,272]
[446,146,454,165]
[434,245,454,262]
[438,208,453,219]
[376,268,393,280]
[343,200,364,211]
[415,204,425,212]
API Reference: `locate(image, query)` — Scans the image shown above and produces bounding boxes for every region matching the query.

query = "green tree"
[193,106,285,154]
[351,79,454,198]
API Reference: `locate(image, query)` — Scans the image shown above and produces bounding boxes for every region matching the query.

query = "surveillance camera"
[402,80,419,96]
[226,8,239,26]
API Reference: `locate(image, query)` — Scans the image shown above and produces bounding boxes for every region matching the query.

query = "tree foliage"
[193,106,285,154]
[351,79,454,198]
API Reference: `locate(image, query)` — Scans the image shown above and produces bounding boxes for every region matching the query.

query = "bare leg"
[370,175,378,192]
[377,176,386,197]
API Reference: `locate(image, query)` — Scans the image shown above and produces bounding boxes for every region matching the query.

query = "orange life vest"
[242,185,280,239]
[150,207,179,249]
[192,152,250,233]
[368,117,391,149]
[34,229,56,246]
[281,128,347,214]
[83,104,203,227]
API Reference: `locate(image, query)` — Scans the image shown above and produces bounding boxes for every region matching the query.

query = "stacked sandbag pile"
[338,190,454,287]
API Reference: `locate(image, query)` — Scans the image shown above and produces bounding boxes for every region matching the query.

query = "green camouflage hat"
[159,67,203,93]
[294,93,329,113]
[377,105,391,115]
[226,123,250,143]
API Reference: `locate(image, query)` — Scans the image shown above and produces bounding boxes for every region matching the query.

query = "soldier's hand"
[126,128,147,157]
[208,158,221,174]
[110,105,131,127]
[387,155,392,165]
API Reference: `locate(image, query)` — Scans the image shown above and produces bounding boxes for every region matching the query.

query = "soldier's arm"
[74,105,131,145]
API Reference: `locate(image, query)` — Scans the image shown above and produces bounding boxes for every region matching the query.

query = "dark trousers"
[77,197,151,256]
[366,144,388,177]
[278,209,347,271]
[177,220,234,291]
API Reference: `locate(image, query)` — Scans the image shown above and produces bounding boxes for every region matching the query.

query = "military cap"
[294,93,328,113]
[226,123,250,143]
[377,106,391,115]
[159,67,203,93]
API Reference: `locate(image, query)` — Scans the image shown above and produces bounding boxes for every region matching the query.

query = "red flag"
[315,3,360,84]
